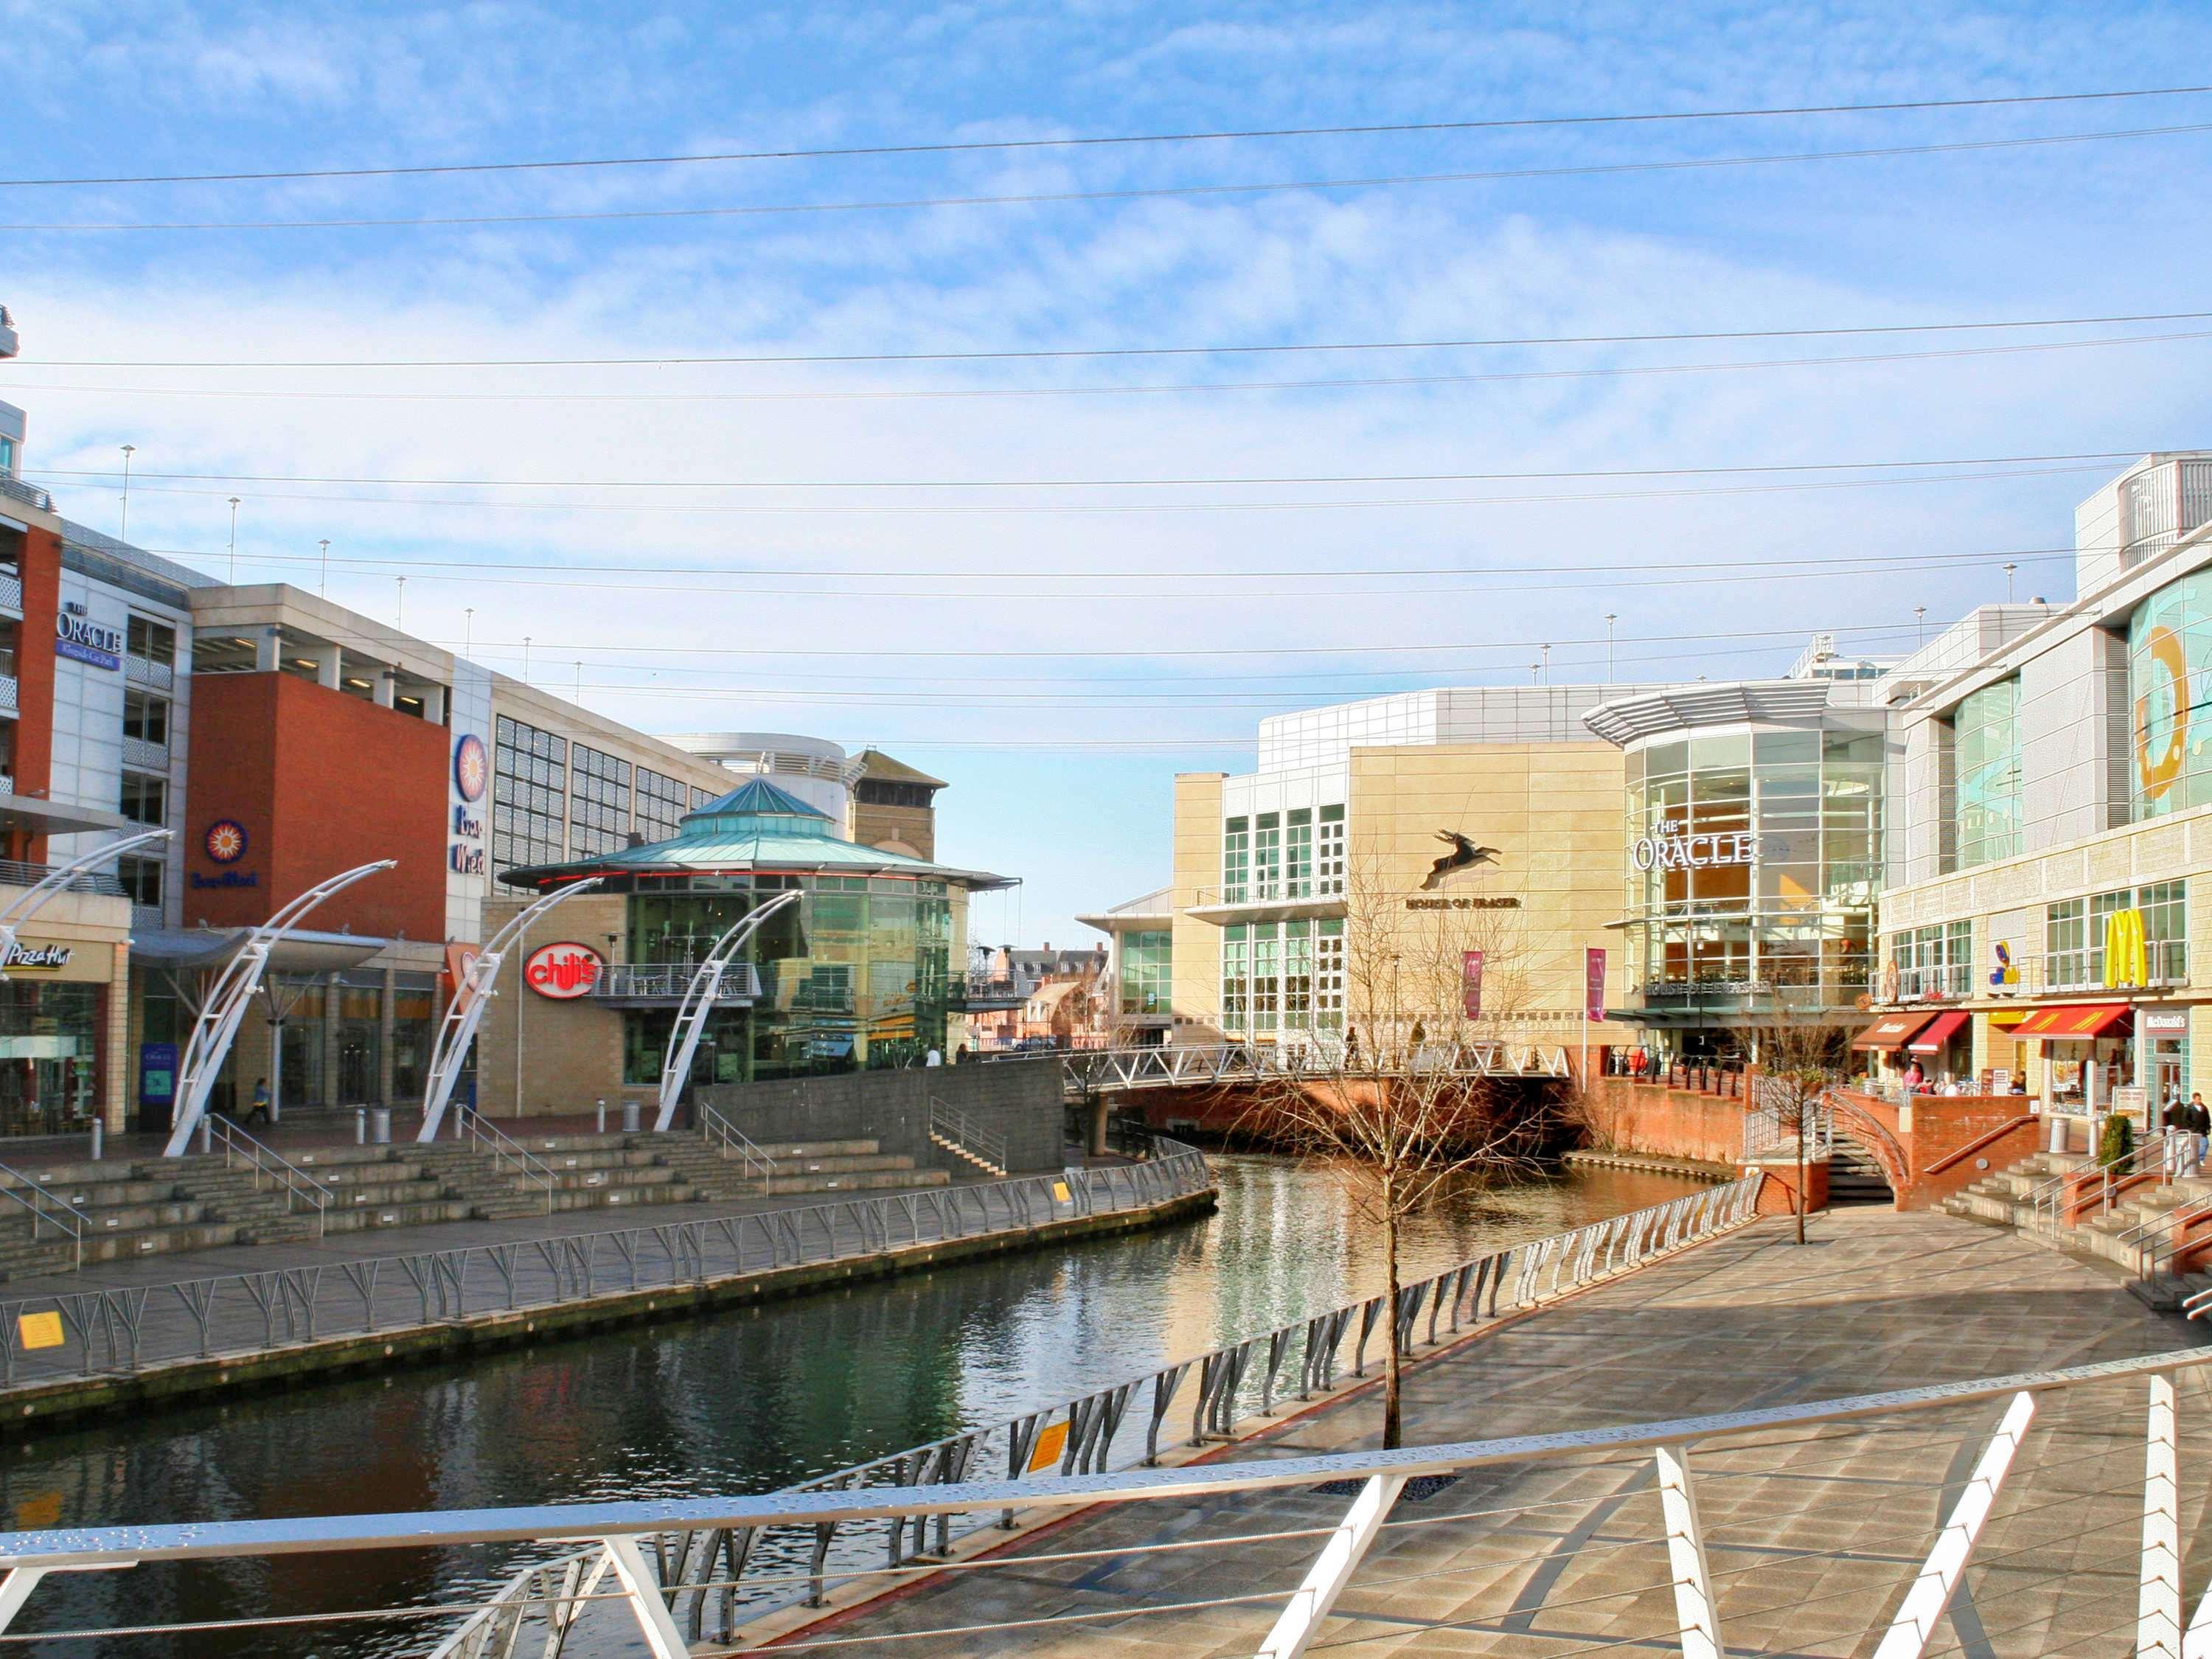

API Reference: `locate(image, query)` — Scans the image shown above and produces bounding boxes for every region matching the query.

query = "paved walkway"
[782,1208,2210,1656]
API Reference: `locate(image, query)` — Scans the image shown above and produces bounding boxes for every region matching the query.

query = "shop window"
[119,771,166,827]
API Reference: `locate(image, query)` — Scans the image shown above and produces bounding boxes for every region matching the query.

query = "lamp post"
[2003,563,2017,603]
[226,497,241,582]
[1605,613,1618,684]
[395,575,407,630]
[319,538,330,598]
[118,445,136,540]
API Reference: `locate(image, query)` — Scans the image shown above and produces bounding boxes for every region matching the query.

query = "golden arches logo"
[2135,622,2189,799]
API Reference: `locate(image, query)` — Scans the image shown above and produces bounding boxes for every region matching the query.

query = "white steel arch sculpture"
[415,876,604,1143]
[162,860,397,1158]
[655,888,799,1131]
[0,827,172,980]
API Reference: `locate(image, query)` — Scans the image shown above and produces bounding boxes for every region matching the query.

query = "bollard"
[90,1119,102,1161]
[355,1107,367,1145]
[199,1115,212,1155]
[622,1097,641,1133]
[597,1099,607,1134]
[370,1106,392,1145]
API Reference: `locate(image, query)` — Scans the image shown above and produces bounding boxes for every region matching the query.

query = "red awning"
[2011,1003,2131,1040]
[1851,1012,1936,1051]
[1905,1009,1972,1054]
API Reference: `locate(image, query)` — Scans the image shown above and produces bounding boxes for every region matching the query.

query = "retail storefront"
[498,779,1010,1095]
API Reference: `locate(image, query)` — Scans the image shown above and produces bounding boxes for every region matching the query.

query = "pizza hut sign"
[524,942,603,1000]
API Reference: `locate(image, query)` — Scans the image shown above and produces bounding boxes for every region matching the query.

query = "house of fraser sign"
[1632,821,1764,872]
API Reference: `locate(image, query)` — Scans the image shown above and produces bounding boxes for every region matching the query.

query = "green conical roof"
[692,777,830,821]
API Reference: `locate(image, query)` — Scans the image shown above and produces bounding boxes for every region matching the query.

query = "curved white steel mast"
[416,877,604,1142]
[655,889,799,1131]
[0,827,171,979]
[162,860,397,1158]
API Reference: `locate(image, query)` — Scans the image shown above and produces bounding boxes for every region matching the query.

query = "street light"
[395,574,407,630]
[2003,562,2017,603]
[118,445,136,539]
[226,497,241,582]
[319,538,330,597]
[1605,613,1618,684]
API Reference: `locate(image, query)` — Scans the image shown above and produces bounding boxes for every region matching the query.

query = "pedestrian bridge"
[1046,1040,1573,1096]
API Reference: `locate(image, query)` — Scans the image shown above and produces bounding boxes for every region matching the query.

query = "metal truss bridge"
[1045,1040,1573,1096]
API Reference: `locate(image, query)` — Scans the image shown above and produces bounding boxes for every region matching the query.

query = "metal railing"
[0,1172,1800,1655]
[0,570,21,614]
[206,1116,330,1237]
[461,1109,557,1214]
[0,476,51,512]
[928,1095,1008,1174]
[122,653,174,691]
[590,961,762,1001]
[2025,1130,2179,1238]
[0,1146,1214,1391]
[1051,1040,1571,1096]
[694,1101,776,1189]
[0,859,127,897]
[120,734,169,771]
[0,1161,85,1272]
[1742,1077,1835,1161]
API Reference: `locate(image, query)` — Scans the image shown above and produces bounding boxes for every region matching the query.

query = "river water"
[1,1156,1700,1656]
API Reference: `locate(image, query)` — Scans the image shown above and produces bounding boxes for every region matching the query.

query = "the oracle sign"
[524,942,603,999]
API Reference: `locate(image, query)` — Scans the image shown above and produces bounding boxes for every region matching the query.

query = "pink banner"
[1461,950,1484,1019]
[1585,947,1607,1023]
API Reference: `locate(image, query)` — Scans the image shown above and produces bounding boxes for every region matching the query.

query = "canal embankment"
[0,1151,1214,1430]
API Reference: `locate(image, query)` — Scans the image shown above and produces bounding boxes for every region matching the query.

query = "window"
[2140,880,2188,982]
[1282,920,1311,1028]
[117,855,161,908]
[122,689,169,748]
[1284,808,1312,899]
[1254,813,1281,900]
[1118,931,1171,1016]
[568,743,633,858]
[1315,919,1345,1029]
[126,616,175,668]
[1251,922,1279,1034]
[119,772,166,826]
[1954,679,2021,868]
[1894,921,1972,997]
[1222,925,1248,1033]
[2046,898,2090,990]
[1222,817,1249,903]
[1318,805,1346,895]
[634,767,689,844]
[857,779,934,808]
[493,714,567,871]
[0,436,14,476]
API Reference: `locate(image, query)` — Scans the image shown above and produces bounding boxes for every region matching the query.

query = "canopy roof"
[500,775,1014,891]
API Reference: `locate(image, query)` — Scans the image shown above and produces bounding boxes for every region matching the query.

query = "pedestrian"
[1902,1058,1924,1093]
[2164,1094,2189,1176]
[246,1077,271,1127]
[2187,1093,2211,1177]
[925,1046,942,1068]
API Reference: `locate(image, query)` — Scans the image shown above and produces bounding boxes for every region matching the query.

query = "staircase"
[927,1099,1008,1178]
[1826,1144,1893,1205]
[1941,1151,2085,1228]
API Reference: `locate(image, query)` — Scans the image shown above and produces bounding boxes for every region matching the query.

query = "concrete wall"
[698,1058,1065,1172]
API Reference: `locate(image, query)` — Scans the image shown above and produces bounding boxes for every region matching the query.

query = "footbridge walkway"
[1039,1039,1573,1098]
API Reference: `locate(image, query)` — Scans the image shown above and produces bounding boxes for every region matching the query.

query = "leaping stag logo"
[1421,831,1501,890]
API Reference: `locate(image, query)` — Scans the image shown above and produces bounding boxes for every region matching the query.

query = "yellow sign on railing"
[17,1310,62,1352]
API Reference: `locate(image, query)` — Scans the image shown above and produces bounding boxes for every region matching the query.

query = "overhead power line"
[11,84,2208,188]
[24,449,2140,492]
[13,121,2211,233]
[30,308,2210,370]
[13,327,2207,405]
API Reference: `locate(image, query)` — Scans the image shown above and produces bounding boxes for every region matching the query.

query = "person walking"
[245,1077,271,1127]
[2163,1094,2188,1178]
[2187,1093,2211,1177]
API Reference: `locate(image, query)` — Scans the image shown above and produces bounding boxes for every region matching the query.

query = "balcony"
[0,860,125,897]
[1183,882,1349,926]
[0,570,21,616]
[2122,459,2212,568]
[124,654,175,692]
[588,961,762,1006]
[0,476,51,515]
[122,735,169,772]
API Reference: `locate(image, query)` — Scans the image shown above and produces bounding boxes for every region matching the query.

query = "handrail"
[929,1096,1008,1173]
[695,1101,777,1189]
[2125,1189,2212,1279]
[461,1110,557,1215]
[0,1161,84,1271]
[1919,1113,2039,1176]
[206,1119,330,1237]
[7,1340,2199,1571]
[2026,1128,2178,1233]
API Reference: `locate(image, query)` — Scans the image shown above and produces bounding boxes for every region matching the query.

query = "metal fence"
[0,1146,1214,1391]
[1054,1039,1572,1096]
[0,1173,1815,1657]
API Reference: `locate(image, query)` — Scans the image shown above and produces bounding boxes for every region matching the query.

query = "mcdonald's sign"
[2103,908,2149,989]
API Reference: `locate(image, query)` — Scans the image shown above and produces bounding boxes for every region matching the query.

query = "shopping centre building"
[1091,453,2212,1140]
[0,394,993,1137]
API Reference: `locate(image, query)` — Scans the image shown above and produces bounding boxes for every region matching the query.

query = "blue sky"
[5,1,2212,950]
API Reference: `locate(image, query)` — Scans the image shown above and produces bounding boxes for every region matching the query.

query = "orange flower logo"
[204,820,248,864]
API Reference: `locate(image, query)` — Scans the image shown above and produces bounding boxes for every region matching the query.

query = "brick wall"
[184,672,446,941]
[13,526,59,859]
[476,892,632,1117]
[1584,1076,1749,1166]
[698,1059,1065,1172]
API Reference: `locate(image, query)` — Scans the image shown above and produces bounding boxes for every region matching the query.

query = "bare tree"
[1234,856,1548,1448]
[1746,1004,1846,1246]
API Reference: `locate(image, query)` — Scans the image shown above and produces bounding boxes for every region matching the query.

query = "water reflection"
[3,1157,1701,1656]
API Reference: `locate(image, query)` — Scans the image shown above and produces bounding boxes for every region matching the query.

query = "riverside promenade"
[765,1206,2208,1656]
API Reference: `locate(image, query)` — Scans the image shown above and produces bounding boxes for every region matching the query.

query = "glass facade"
[1220,919,1342,1036]
[493,715,567,872]
[0,982,101,1137]
[1954,678,2021,868]
[1887,921,1974,998]
[1119,931,1172,1016]
[2132,570,2212,818]
[2045,882,2186,990]
[616,874,953,1080]
[1622,727,1882,1011]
